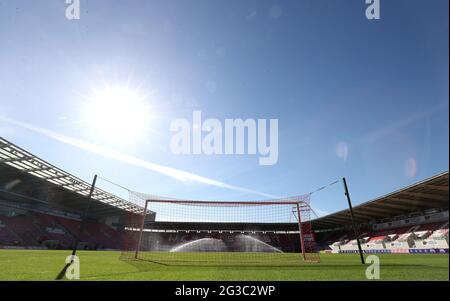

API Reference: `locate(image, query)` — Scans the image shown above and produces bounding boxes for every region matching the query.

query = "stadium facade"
[0,137,448,255]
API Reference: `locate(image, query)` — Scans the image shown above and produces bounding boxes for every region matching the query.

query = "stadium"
[0,137,448,281]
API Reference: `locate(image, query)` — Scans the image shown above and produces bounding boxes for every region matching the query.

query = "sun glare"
[84,85,152,145]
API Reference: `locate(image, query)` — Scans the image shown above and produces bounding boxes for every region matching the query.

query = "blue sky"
[0,0,448,216]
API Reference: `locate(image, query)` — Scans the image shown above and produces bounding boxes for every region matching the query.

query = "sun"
[83,85,152,145]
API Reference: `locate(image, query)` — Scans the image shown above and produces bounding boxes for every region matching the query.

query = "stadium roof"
[312,171,449,230]
[0,137,144,215]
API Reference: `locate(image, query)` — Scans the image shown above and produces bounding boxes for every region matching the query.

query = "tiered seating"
[278,234,298,252]
[0,211,122,249]
[33,213,75,248]
[368,236,385,242]
[326,220,450,252]
[85,222,118,249]
[430,228,449,239]
[0,219,21,246]
[414,222,449,249]
[99,223,118,239]
[34,213,61,232]
[97,223,121,248]
[51,216,93,245]
[419,222,445,231]
[397,232,413,242]
[1,216,42,246]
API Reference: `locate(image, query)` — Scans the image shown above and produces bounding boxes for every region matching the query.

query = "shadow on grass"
[123,258,443,269]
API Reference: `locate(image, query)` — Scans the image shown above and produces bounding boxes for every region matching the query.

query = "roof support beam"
[375,202,417,211]
[316,216,349,223]
[345,211,384,219]
[37,174,70,181]
[358,206,404,214]
[424,185,449,192]
[0,157,31,163]
[399,192,448,202]
[326,215,366,223]
[389,197,445,206]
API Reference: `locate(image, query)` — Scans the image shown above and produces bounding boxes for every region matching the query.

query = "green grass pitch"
[0,249,448,281]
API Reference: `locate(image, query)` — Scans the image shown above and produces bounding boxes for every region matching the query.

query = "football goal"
[120,194,320,265]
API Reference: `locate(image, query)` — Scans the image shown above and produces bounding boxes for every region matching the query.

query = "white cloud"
[336,142,349,161]
[0,116,276,199]
[1,116,330,216]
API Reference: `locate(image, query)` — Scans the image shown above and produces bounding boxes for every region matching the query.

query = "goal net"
[121,193,320,265]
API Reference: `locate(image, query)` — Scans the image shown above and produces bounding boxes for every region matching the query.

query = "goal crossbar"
[144,199,308,205]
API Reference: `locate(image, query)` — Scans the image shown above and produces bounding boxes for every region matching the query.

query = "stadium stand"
[0,209,122,250]
[0,215,42,246]
[0,137,448,254]
[323,218,449,254]
[0,218,21,246]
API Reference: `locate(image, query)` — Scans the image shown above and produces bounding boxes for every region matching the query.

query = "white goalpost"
[121,195,320,265]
